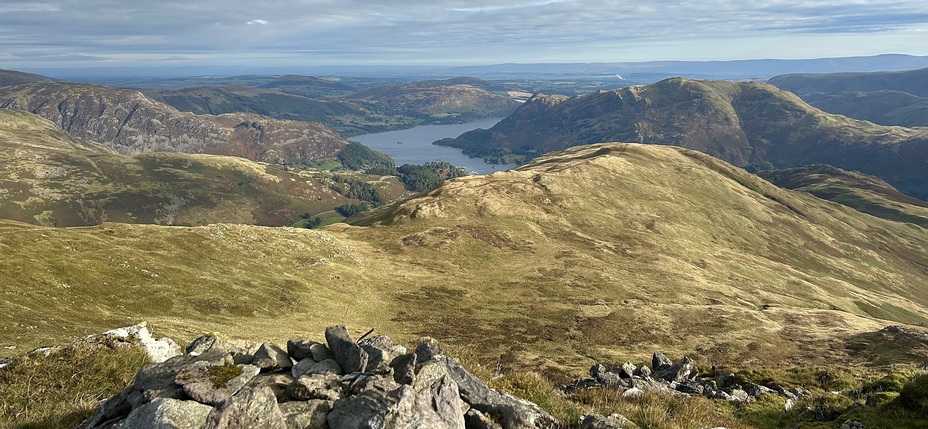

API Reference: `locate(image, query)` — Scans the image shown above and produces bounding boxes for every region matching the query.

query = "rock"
[840,420,868,429]
[310,343,335,362]
[186,335,252,364]
[287,339,319,361]
[122,398,213,429]
[655,356,694,383]
[579,413,640,429]
[716,373,737,389]
[279,400,331,429]
[174,359,260,406]
[254,343,294,372]
[438,355,558,429]
[651,352,673,371]
[590,364,607,379]
[745,383,774,398]
[727,389,752,403]
[288,374,343,401]
[324,325,368,373]
[292,358,316,378]
[621,387,644,398]
[415,340,443,364]
[360,335,407,373]
[616,362,636,379]
[635,365,651,378]
[675,380,705,395]
[78,386,133,429]
[292,358,344,377]
[465,408,504,429]
[389,352,417,385]
[595,371,628,389]
[328,361,466,429]
[244,373,294,402]
[204,386,287,429]
[98,323,182,364]
[128,350,231,409]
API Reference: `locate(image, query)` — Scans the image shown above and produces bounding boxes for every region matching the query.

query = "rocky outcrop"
[567,352,812,405]
[0,81,349,165]
[80,325,560,429]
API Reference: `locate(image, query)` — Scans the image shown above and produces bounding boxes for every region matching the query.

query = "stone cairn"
[77,325,563,429]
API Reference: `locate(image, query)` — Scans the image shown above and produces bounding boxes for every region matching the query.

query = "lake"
[350,117,516,174]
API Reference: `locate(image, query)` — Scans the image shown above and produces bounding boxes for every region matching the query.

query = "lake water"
[350,117,516,174]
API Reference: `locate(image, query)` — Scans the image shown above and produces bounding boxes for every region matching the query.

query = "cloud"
[1,0,927,68]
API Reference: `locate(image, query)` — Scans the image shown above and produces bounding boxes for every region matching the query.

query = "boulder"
[279,400,332,429]
[651,352,673,372]
[78,386,133,429]
[579,413,639,429]
[254,343,294,372]
[204,386,287,429]
[286,339,319,361]
[293,358,344,378]
[98,323,182,364]
[121,398,213,429]
[438,355,558,429]
[360,335,407,373]
[288,374,344,401]
[128,350,231,409]
[174,359,260,406]
[324,325,368,374]
[244,373,294,402]
[616,362,636,379]
[186,335,252,365]
[654,356,694,383]
[465,409,504,429]
[415,340,443,364]
[389,352,417,385]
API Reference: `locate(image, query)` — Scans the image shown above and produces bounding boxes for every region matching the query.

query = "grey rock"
[727,389,752,403]
[635,365,651,378]
[465,408,504,429]
[292,358,344,377]
[389,352,417,385]
[595,371,628,389]
[745,383,774,398]
[287,339,319,362]
[675,380,705,395]
[310,343,335,362]
[840,420,868,429]
[289,374,343,401]
[716,373,737,389]
[175,359,260,406]
[245,373,294,402]
[621,387,644,398]
[590,364,607,379]
[254,343,294,372]
[78,386,133,429]
[122,398,213,429]
[579,413,639,429]
[360,335,406,373]
[292,358,316,378]
[655,356,694,383]
[128,350,231,409]
[205,386,287,429]
[97,323,182,364]
[279,400,331,429]
[415,341,443,364]
[438,355,558,429]
[651,352,673,372]
[324,325,368,374]
[616,362,636,379]
[186,335,252,365]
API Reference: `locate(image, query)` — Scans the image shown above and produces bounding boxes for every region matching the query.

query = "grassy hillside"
[348,78,522,121]
[0,69,51,87]
[0,109,404,227]
[3,143,927,382]
[760,165,928,228]
[794,90,928,128]
[769,67,928,97]
[438,78,928,199]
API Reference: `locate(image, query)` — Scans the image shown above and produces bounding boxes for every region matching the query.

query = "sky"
[2,0,928,70]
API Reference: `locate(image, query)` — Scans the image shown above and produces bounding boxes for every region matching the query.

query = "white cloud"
[247,19,268,25]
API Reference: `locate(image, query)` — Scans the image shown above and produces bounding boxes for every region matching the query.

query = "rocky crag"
[76,325,562,429]
[0,81,348,165]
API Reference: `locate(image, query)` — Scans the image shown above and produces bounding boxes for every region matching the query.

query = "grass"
[0,342,148,429]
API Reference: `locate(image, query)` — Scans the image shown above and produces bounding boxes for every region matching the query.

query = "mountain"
[438,77,928,199]
[3,143,927,379]
[0,109,402,227]
[0,69,51,86]
[0,81,348,165]
[769,67,928,97]
[144,85,388,136]
[758,165,928,228]
[797,90,928,127]
[348,78,523,121]
[258,74,358,98]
